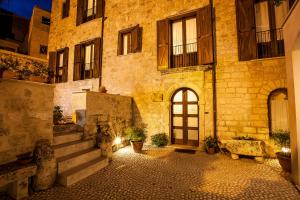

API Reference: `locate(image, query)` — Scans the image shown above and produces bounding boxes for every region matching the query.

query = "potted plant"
[53,106,64,125]
[271,130,291,172]
[125,126,146,153]
[151,133,168,147]
[204,136,218,154]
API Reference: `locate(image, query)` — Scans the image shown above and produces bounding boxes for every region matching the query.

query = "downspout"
[210,0,217,138]
[99,0,106,87]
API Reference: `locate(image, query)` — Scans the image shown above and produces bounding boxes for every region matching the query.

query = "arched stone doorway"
[268,88,289,133]
[171,88,199,146]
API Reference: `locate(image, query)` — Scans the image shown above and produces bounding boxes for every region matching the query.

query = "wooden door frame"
[170,88,199,146]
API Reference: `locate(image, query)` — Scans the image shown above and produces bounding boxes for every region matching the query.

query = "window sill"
[249,56,285,62]
[117,52,141,57]
[160,65,212,75]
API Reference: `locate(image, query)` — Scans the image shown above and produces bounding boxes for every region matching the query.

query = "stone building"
[28,6,51,59]
[48,0,292,147]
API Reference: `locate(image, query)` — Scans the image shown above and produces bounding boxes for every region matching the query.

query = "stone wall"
[48,0,102,116]
[0,49,48,82]
[0,79,54,165]
[101,0,287,143]
[84,92,133,140]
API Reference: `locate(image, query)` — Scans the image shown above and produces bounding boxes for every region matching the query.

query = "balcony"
[171,42,198,68]
[256,28,285,59]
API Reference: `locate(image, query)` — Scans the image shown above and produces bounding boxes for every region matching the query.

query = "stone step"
[57,148,101,174]
[53,124,84,134]
[53,139,95,158]
[53,132,82,145]
[58,157,109,187]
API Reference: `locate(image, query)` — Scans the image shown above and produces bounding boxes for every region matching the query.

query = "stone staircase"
[53,124,108,187]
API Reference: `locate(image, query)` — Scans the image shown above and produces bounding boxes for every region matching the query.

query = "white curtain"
[123,34,129,55]
[85,44,94,70]
[186,18,197,53]
[255,1,270,42]
[271,99,289,132]
[87,0,96,16]
[172,21,183,55]
[275,1,289,40]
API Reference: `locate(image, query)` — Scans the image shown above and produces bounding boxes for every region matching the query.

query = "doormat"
[174,148,196,154]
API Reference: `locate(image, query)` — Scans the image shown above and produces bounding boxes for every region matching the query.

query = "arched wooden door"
[171,88,199,146]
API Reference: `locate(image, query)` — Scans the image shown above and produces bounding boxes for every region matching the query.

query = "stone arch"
[165,82,202,102]
[258,79,287,101]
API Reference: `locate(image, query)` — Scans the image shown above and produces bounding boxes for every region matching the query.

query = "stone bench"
[219,139,266,163]
[0,161,37,200]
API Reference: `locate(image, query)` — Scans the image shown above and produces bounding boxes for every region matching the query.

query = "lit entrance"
[171,88,199,146]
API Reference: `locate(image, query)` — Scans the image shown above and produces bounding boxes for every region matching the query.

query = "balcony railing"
[256,28,285,59]
[171,43,198,68]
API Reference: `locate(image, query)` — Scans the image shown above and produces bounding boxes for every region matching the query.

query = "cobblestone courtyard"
[27,146,300,200]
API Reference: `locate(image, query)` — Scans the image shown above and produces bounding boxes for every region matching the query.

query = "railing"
[256,28,285,59]
[171,43,198,68]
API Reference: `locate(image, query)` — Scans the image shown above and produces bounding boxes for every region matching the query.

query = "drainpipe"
[210,0,217,139]
[99,0,106,87]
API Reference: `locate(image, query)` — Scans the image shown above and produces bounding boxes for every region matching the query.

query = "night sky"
[0,0,52,19]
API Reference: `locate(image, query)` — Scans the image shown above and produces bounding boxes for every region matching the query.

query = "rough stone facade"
[0,79,54,165]
[101,0,286,144]
[48,0,102,117]
[28,6,51,60]
[48,0,287,145]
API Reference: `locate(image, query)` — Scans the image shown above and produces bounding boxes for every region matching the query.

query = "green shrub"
[53,106,63,124]
[270,130,290,148]
[204,136,218,149]
[125,126,146,142]
[151,133,168,147]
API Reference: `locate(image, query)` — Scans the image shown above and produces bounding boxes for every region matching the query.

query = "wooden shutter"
[63,0,70,18]
[93,38,102,78]
[236,0,256,61]
[131,25,142,53]
[197,5,214,65]
[76,0,83,26]
[74,44,82,81]
[117,31,122,55]
[62,47,69,82]
[157,19,170,70]
[48,52,56,83]
[96,0,104,18]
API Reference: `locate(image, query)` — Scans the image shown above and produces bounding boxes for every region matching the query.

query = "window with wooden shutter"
[48,52,56,83]
[62,47,69,82]
[93,38,102,78]
[197,5,214,65]
[117,25,142,55]
[62,0,70,18]
[96,0,104,19]
[76,0,84,26]
[74,44,82,80]
[157,19,170,70]
[236,0,257,61]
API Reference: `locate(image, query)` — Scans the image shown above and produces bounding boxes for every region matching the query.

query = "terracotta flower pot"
[276,152,291,172]
[130,141,144,153]
[206,147,215,154]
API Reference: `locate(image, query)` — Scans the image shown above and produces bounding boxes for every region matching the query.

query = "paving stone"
[22,146,300,200]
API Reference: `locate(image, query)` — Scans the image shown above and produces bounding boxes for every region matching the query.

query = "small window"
[40,45,48,55]
[41,17,50,25]
[84,0,97,22]
[83,43,95,79]
[56,51,64,83]
[118,25,142,56]
[62,0,70,18]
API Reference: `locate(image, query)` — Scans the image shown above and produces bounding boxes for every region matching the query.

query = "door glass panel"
[188,104,198,114]
[173,90,183,102]
[173,129,183,139]
[187,90,197,102]
[173,105,183,114]
[188,117,198,127]
[255,1,270,42]
[188,130,198,140]
[173,117,183,127]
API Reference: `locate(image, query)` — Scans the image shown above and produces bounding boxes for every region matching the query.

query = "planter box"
[220,139,266,162]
